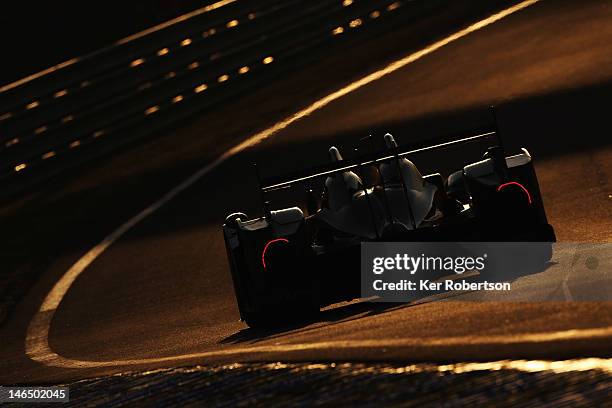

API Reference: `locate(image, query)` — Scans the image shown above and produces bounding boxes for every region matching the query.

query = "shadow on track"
[219,301,408,345]
[219,260,555,345]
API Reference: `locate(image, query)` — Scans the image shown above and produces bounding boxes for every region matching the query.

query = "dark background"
[0,1,217,87]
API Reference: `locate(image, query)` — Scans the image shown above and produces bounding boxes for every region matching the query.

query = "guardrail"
[0,0,443,190]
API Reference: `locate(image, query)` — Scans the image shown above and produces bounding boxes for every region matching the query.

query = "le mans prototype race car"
[223,129,556,328]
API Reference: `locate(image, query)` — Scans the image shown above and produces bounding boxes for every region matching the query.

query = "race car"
[223,129,556,328]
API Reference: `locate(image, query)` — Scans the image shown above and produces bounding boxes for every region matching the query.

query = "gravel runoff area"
[7,361,611,407]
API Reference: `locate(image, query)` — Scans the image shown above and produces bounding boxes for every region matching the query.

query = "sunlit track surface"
[26,361,612,407]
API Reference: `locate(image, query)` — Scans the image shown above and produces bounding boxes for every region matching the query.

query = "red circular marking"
[261,238,289,269]
[497,181,532,205]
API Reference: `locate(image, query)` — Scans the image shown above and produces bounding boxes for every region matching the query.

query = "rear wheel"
[243,261,320,329]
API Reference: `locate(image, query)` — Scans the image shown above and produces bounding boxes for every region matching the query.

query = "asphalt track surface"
[1,0,612,385]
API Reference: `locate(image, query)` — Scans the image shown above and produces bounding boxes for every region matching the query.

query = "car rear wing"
[260,128,501,194]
